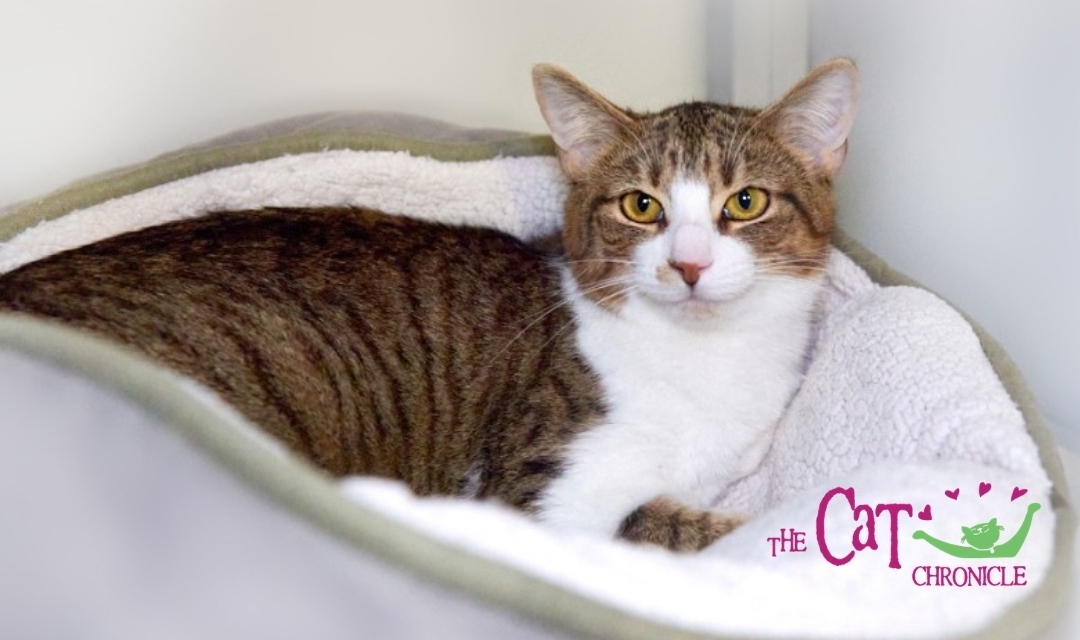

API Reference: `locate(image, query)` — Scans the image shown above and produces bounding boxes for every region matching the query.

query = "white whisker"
[537,283,639,354]
[488,274,635,362]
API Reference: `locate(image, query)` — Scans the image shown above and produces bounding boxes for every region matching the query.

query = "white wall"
[809,1,1080,446]
[0,0,708,206]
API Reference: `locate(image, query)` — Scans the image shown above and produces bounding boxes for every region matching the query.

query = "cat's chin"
[670,298,725,321]
[638,291,733,323]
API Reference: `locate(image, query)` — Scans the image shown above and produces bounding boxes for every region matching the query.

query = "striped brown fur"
[0,209,605,511]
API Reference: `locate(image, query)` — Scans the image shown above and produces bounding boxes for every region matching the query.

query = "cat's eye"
[722,188,769,222]
[620,191,664,224]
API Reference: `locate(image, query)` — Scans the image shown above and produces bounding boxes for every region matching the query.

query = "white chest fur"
[536,272,822,537]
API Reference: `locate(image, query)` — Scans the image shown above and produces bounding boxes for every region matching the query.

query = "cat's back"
[0,208,552,299]
[0,209,598,499]
[0,208,562,341]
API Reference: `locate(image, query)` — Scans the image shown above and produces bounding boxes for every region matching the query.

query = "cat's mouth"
[636,284,749,321]
[646,272,754,305]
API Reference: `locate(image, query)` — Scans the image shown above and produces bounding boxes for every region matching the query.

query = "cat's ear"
[760,58,860,177]
[961,526,972,536]
[533,64,634,180]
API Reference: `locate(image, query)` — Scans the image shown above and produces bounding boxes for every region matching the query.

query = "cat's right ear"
[532,64,633,180]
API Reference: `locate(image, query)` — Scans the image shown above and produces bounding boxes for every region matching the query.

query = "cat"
[0,59,859,552]
[961,519,1005,550]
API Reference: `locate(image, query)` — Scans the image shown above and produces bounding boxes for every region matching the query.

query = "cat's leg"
[617,497,745,552]
[536,455,748,553]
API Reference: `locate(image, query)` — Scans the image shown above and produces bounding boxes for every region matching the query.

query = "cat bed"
[0,113,1072,639]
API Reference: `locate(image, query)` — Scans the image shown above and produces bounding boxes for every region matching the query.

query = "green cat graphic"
[912,503,1040,559]
[961,519,1004,550]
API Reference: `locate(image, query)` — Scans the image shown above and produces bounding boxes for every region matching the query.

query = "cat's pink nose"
[669,225,712,287]
[669,259,710,286]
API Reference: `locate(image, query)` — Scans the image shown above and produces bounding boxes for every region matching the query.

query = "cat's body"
[0,209,603,508]
[0,60,859,551]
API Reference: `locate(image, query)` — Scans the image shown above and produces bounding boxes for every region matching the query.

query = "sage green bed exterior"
[0,114,1071,640]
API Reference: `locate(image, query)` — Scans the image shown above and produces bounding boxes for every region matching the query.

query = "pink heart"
[945,488,959,500]
[979,482,992,497]
[1011,487,1028,501]
[918,504,932,521]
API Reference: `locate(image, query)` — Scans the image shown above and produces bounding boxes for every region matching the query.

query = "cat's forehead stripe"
[645,104,748,180]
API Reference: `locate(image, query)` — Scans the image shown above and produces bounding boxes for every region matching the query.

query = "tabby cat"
[0,60,858,552]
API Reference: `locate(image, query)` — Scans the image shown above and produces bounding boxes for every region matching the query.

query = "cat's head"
[533,59,859,321]
[961,518,1004,549]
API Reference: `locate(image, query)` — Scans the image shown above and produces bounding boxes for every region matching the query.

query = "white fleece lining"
[0,151,566,274]
[0,149,1054,639]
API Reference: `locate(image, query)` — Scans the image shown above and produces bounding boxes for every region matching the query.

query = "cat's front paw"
[616,496,746,553]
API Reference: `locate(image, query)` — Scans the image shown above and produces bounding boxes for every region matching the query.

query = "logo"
[766,481,1040,587]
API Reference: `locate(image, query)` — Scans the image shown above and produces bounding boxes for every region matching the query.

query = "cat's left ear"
[533,64,635,180]
[760,58,860,177]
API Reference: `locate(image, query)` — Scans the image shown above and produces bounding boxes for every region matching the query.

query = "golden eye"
[722,187,769,221]
[620,191,664,224]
